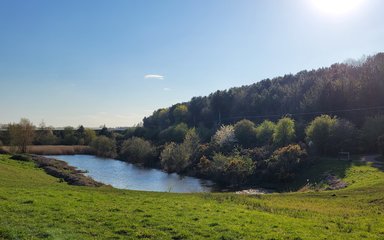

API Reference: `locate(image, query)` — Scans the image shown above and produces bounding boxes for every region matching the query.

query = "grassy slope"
[0,155,383,240]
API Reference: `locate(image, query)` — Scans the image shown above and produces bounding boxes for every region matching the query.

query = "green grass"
[0,154,383,239]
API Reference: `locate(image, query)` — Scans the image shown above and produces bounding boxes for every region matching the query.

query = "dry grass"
[1,145,93,155]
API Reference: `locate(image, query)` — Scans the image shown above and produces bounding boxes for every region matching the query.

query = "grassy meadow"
[0,154,383,239]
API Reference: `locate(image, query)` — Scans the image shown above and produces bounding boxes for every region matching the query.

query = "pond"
[46,155,216,193]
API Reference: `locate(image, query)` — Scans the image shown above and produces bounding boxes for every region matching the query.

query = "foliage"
[328,119,358,154]
[8,118,35,153]
[305,115,337,155]
[173,104,189,123]
[234,119,257,148]
[160,142,189,173]
[34,121,59,145]
[120,137,156,165]
[255,120,276,146]
[142,53,384,143]
[209,152,255,185]
[62,127,77,145]
[212,125,237,151]
[361,115,384,152]
[273,117,295,147]
[84,128,97,145]
[266,144,308,181]
[91,136,117,158]
[160,129,200,173]
[159,123,189,143]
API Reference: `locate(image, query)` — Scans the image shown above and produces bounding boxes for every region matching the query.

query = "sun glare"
[311,0,364,15]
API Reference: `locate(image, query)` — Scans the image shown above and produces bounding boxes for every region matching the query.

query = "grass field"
[0,154,383,239]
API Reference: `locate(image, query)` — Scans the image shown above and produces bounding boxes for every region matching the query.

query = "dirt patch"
[323,173,348,190]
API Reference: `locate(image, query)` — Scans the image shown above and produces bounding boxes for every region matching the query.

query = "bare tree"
[8,118,35,153]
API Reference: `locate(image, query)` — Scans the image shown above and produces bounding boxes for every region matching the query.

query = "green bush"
[361,115,384,152]
[120,137,156,165]
[273,117,295,147]
[255,120,276,146]
[91,136,117,158]
[266,144,308,182]
[305,115,337,155]
[160,142,189,173]
[209,152,254,186]
[234,119,257,148]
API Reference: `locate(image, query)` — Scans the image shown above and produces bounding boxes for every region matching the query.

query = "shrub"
[159,123,189,143]
[160,142,189,173]
[305,115,337,155]
[212,125,237,152]
[255,120,276,146]
[266,144,308,182]
[273,117,295,147]
[91,136,117,158]
[234,119,257,148]
[120,137,156,165]
[209,152,254,185]
[361,115,384,152]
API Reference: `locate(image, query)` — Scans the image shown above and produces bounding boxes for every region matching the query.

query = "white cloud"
[163,87,171,91]
[144,74,164,80]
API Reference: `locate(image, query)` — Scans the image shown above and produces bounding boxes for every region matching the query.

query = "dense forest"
[1,53,384,187]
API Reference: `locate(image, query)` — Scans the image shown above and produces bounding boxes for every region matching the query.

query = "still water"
[47,155,215,193]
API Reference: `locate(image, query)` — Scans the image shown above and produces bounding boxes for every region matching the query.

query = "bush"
[234,119,257,148]
[160,142,189,173]
[120,137,156,165]
[212,125,237,152]
[273,117,295,147]
[361,115,384,152]
[91,136,117,158]
[305,115,337,155]
[255,120,276,146]
[266,144,308,182]
[209,152,254,186]
[159,123,189,143]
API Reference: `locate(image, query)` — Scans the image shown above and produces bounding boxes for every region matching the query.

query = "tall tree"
[8,118,35,153]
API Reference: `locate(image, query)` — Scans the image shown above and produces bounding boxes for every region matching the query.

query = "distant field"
[0,145,93,155]
[0,154,383,239]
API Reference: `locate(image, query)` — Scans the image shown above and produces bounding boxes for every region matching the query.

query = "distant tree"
[209,152,254,185]
[84,128,97,145]
[212,125,237,151]
[8,118,35,153]
[120,137,156,165]
[91,136,117,158]
[328,119,358,154]
[255,120,276,146]
[160,142,189,173]
[182,128,200,164]
[159,123,189,143]
[234,119,257,148]
[266,144,308,181]
[305,115,337,155]
[62,126,77,145]
[76,125,86,145]
[173,104,189,123]
[99,125,112,138]
[34,121,58,145]
[273,117,295,147]
[361,115,384,152]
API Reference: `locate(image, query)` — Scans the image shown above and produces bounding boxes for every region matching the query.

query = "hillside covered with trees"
[1,53,384,188]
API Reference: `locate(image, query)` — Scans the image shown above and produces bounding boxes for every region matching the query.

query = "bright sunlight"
[311,0,364,15]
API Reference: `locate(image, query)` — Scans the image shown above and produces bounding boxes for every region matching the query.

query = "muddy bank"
[11,154,104,187]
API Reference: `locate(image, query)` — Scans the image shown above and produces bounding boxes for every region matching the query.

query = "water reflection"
[46,155,215,193]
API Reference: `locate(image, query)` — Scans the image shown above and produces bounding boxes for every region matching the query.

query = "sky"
[0,0,383,128]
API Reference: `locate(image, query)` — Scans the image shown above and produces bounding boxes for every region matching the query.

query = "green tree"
[160,142,189,173]
[210,152,254,185]
[34,121,58,145]
[173,104,189,123]
[305,115,337,155]
[84,128,97,145]
[255,120,276,146]
[91,136,117,158]
[212,125,237,151]
[8,118,35,153]
[120,137,156,165]
[273,117,295,147]
[234,119,257,148]
[361,115,384,152]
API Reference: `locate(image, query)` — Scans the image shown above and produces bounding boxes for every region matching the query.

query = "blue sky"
[0,0,383,127]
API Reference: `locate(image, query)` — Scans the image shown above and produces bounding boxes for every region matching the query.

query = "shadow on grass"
[261,156,375,192]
